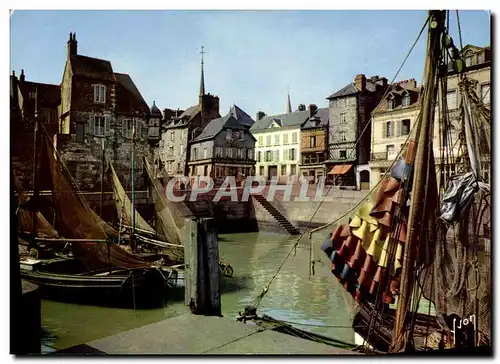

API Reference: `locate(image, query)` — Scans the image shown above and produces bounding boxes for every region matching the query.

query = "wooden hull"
[20,258,169,307]
[352,304,442,353]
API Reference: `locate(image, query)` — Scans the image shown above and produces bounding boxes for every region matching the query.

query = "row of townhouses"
[10,33,490,192]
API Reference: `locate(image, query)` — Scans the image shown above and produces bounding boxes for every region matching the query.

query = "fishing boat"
[15,119,174,306]
[319,10,491,353]
[19,257,175,307]
[107,144,234,277]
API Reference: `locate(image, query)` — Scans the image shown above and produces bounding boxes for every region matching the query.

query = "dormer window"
[402,94,411,107]
[464,50,474,67]
[388,98,394,110]
[93,84,106,103]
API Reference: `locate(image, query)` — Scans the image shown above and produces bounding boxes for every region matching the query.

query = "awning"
[328,164,352,175]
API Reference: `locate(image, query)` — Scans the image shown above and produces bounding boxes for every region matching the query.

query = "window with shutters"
[76,123,85,143]
[477,52,484,64]
[266,135,271,146]
[402,94,411,107]
[289,148,296,161]
[258,135,263,146]
[136,120,142,138]
[386,144,395,158]
[122,119,133,138]
[93,84,106,103]
[446,90,457,110]
[265,150,272,162]
[274,135,280,145]
[257,151,261,162]
[292,132,298,144]
[274,150,279,161]
[385,121,393,138]
[401,119,411,135]
[283,134,289,145]
[481,83,490,104]
[95,116,106,136]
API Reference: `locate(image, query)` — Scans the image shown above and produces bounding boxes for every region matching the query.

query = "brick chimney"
[19,69,25,83]
[256,111,266,121]
[308,104,318,119]
[398,78,417,89]
[354,74,366,92]
[376,77,388,88]
[297,104,306,111]
[67,32,77,58]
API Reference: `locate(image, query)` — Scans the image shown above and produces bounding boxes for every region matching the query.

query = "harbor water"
[41,232,357,351]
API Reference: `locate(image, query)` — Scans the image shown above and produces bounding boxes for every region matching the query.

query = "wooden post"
[184,217,221,316]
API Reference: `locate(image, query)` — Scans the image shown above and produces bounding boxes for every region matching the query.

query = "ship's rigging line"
[245,14,431,313]
[38,121,109,240]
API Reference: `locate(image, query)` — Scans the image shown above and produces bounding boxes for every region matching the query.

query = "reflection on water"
[42,232,355,351]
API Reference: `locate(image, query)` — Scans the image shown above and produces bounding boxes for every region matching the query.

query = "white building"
[250,104,309,182]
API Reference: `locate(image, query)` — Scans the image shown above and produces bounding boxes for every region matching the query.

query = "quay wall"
[24,185,368,236]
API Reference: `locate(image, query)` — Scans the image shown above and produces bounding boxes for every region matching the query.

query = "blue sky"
[10,10,491,118]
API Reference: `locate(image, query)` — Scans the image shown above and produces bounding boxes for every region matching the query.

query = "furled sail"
[108,160,155,234]
[13,173,59,238]
[143,156,191,246]
[43,134,154,270]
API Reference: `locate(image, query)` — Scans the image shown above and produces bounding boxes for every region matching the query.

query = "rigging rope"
[246,13,431,313]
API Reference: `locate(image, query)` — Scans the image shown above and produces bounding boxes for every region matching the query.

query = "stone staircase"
[252,194,300,235]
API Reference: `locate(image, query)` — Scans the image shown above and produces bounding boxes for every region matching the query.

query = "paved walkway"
[54,314,358,355]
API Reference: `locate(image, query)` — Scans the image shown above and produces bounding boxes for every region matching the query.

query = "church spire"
[286,87,292,113]
[199,46,206,97]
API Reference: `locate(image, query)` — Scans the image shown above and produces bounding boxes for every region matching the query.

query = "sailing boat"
[320,10,491,353]
[17,125,172,306]
[108,157,185,265]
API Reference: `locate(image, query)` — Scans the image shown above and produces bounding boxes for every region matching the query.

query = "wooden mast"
[131,118,136,253]
[390,10,445,353]
[30,85,39,251]
[100,138,105,217]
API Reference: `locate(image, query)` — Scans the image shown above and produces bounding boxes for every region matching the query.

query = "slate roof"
[301,107,329,130]
[69,55,115,81]
[327,83,358,99]
[250,110,309,132]
[114,73,149,115]
[327,79,378,99]
[20,81,61,109]
[229,104,255,128]
[150,101,162,116]
[192,109,255,143]
[164,104,201,129]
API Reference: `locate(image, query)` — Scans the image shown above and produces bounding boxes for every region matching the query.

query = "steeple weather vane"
[199,46,206,96]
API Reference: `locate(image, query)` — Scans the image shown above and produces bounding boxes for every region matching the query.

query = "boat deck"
[52,313,359,355]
